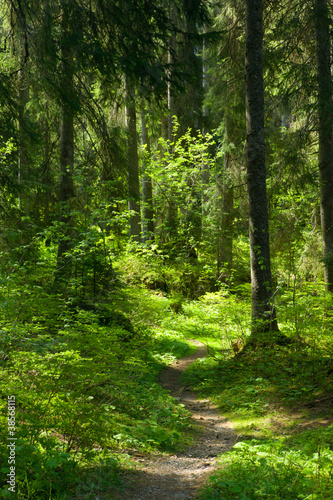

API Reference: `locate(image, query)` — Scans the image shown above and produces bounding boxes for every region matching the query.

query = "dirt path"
[112,340,236,499]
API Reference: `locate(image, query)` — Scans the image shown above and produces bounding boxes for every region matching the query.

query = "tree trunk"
[17,12,30,211]
[125,79,141,242]
[220,151,234,274]
[56,112,75,275]
[201,151,209,238]
[216,148,233,279]
[182,8,203,135]
[55,5,75,285]
[167,14,176,142]
[245,0,277,334]
[140,108,154,242]
[315,0,333,291]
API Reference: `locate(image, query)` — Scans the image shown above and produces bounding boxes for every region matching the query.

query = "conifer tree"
[55,2,76,283]
[125,79,141,242]
[314,0,333,291]
[245,0,278,333]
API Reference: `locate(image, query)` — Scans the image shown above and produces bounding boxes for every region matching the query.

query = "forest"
[1,0,333,498]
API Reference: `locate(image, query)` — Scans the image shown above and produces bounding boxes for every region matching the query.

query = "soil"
[111,340,236,499]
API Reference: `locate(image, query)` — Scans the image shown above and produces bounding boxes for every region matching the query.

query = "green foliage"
[148,119,216,247]
[0,265,195,498]
[1,244,333,498]
[175,284,333,500]
[198,430,333,499]
[117,242,217,299]
[0,3,331,498]
[0,437,77,499]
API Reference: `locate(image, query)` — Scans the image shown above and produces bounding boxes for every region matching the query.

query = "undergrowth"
[178,284,333,500]
[1,241,333,499]
[198,431,333,499]
[0,262,193,499]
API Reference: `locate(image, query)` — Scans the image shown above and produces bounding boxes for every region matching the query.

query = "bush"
[198,431,333,500]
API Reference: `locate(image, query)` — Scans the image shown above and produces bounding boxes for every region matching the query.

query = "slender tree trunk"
[216,149,233,278]
[202,29,208,135]
[245,0,277,334]
[182,10,203,135]
[125,79,141,242]
[157,99,178,243]
[201,153,209,237]
[39,111,53,228]
[160,10,179,241]
[315,0,333,291]
[57,112,75,269]
[17,12,30,211]
[220,151,234,273]
[167,14,176,142]
[201,32,210,239]
[55,6,75,285]
[140,109,154,242]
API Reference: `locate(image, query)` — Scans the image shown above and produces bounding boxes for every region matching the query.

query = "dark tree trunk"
[55,5,75,285]
[140,109,154,242]
[216,147,233,279]
[315,0,333,291]
[219,151,234,274]
[164,41,178,241]
[17,12,30,211]
[182,9,203,135]
[167,13,176,142]
[245,0,277,334]
[125,79,141,242]
[201,151,209,238]
[56,112,75,276]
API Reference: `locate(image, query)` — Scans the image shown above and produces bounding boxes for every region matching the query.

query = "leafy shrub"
[198,431,333,500]
[0,279,194,498]
[0,438,77,499]
[117,243,217,298]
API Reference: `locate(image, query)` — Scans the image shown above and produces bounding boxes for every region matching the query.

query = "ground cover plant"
[178,285,333,500]
[0,255,195,499]
[1,235,333,499]
[89,244,333,498]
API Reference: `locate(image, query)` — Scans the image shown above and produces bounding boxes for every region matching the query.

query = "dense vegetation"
[0,0,333,498]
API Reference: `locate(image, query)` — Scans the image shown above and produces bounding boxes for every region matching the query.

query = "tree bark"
[315,0,333,291]
[220,151,234,274]
[17,10,30,211]
[216,146,234,279]
[140,108,154,242]
[167,12,176,142]
[245,0,277,333]
[201,150,209,238]
[182,6,203,135]
[55,5,75,285]
[125,79,141,242]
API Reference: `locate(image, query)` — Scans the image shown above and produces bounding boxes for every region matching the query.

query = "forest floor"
[111,340,236,499]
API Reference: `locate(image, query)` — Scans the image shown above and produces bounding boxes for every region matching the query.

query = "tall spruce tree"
[314,0,333,291]
[125,79,141,242]
[245,0,278,334]
[141,107,154,242]
[55,2,75,284]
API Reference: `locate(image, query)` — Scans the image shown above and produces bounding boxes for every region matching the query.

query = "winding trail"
[112,340,236,499]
